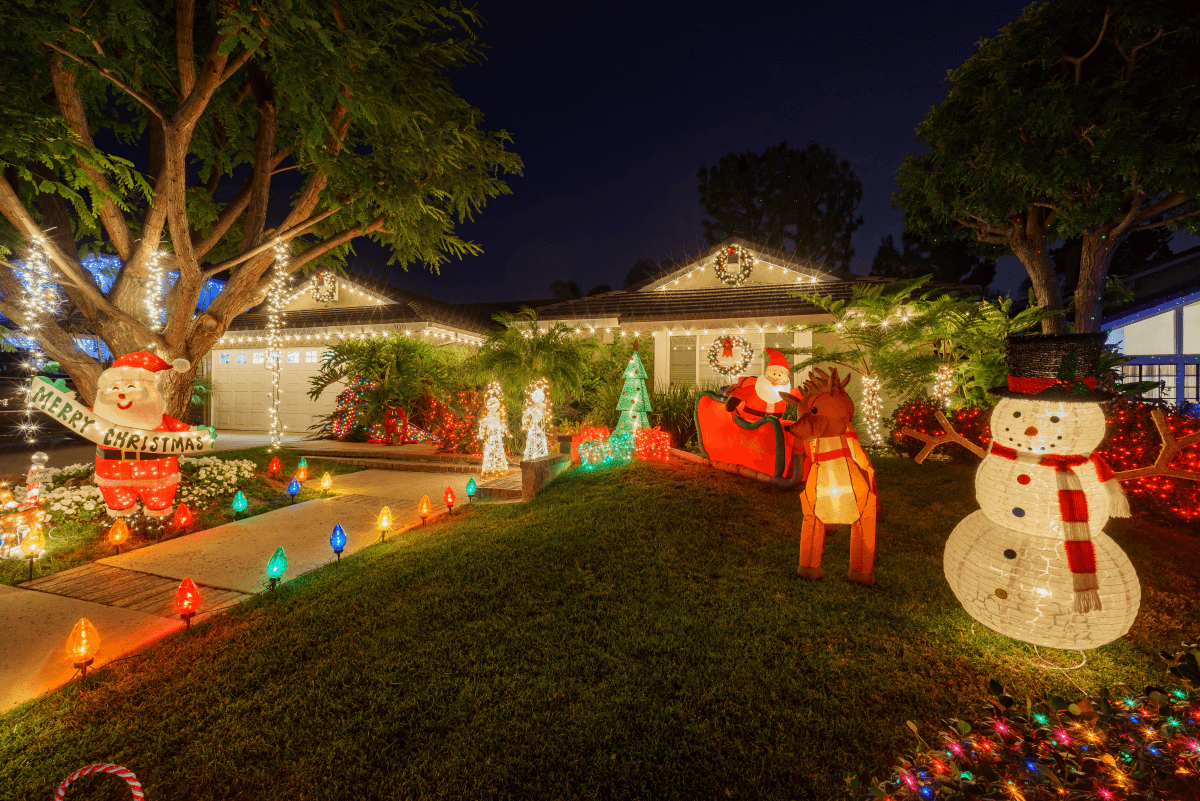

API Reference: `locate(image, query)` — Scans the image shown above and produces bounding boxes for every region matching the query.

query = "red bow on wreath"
[722,337,734,358]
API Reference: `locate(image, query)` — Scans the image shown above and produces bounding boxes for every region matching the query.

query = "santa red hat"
[107,351,191,375]
[765,349,789,371]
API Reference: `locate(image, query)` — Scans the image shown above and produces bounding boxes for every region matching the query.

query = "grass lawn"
[1,456,1196,800]
[0,448,363,587]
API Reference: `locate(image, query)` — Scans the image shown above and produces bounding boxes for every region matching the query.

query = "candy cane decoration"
[55,763,144,800]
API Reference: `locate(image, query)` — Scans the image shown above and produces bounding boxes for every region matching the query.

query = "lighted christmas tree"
[613,351,652,438]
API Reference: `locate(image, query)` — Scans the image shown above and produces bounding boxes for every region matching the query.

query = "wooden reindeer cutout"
[784,368,880,586]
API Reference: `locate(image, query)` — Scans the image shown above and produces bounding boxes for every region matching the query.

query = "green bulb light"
[466,477,477,497]
[267,546,287,580]
[232,491,248,513]
[298,456,307,468]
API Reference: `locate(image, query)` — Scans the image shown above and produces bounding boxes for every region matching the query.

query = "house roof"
[626,236,853,293]
[535,275,977,327]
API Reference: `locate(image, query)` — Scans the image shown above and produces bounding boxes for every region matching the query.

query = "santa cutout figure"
[724,348,795,422]
[92,352,195,518]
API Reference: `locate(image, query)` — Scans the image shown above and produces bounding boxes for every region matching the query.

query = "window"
[1124,310,1176,355]
[669,335,696,387]
[1184,364,1198,404]
[1184,302,1200,355]
[287,351,299,364]
[219,353,231,365]
[1122,364,1177,403]
[305,350,321,363]
[235,352,247,365]
[252,352,265,364]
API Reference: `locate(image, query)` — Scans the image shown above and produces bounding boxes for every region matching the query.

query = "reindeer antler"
[899,410,987,463]
[799,367,833,398]
[1111,409,1200,482]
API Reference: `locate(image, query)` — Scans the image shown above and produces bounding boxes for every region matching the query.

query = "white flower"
[83,502,96,511]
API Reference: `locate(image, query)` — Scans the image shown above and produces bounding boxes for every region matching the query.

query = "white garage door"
[211,347,342,434]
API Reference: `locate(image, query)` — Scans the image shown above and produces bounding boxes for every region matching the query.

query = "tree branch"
[219,47,255,85]
[239,64,277,254]
[41,41,168,123]
[192,148,290,258]
[47,52,135,261]
[1054,6,1111,84]
[202,207,342,278]
[1133,205,1200,231]
[176,0,197,97]
[287,215,386,273]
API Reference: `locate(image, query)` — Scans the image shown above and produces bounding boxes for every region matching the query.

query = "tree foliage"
[870,229,996,289]
[0,0,521,415]
[895,0,1200,334]
[474,308,595,406]
[697,141,864,270]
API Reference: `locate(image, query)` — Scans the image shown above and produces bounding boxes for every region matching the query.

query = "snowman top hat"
[989,332,1115,401]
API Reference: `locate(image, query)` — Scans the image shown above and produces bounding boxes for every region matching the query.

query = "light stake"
[287,477,301,503]
[172,503,193,533]
[65,618,100,689]
[266,546,287,590]
[378,505,391,542]
[174,577,201,630]
[466,477,477,503]
[418,494,432,526]
[296,464,309,483]
[107,518,130,554]
[21,526,45,581]
[444,486,455,515]
[330,523,346,563]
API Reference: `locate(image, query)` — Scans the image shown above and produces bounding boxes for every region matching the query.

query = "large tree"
[697,141,863,270]
[895,0,1200,334]
[0,0,521,415]
[870,229,996,289]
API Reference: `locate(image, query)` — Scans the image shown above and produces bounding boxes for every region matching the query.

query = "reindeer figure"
[783,368,879,586]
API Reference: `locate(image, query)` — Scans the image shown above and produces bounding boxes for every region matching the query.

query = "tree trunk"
[1074,230,1117,333]
[1007,209,1064,334]
[159,362,200,423]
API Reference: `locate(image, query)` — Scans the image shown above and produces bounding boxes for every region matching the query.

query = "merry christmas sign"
[27,376,216,454]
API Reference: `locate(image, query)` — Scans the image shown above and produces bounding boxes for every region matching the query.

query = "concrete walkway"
[0,469,472,714]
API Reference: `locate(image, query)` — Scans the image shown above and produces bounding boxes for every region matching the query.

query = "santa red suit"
[92,351,194,518]
[725,348,797,421]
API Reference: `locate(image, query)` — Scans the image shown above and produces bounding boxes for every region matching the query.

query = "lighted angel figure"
[521,378,551,461]
[478,382,509,478]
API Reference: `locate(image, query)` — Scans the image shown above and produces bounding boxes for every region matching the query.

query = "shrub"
[1097,397,1200,525]
[890,398,993,465]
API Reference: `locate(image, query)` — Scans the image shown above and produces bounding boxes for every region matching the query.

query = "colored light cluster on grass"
[634,428,670,462]
[579,432,633,469]
[267,456,281,476]
[846,681,1200,801]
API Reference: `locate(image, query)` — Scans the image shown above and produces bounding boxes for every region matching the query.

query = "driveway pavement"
[0,468,472,714]
[0,432,306,474]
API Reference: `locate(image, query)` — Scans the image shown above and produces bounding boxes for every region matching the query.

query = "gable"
[634,237,847,293]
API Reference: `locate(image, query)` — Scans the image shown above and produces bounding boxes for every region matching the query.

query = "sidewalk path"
[0,469,471,714]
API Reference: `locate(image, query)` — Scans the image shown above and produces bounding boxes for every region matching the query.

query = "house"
[1102,246,1200,406]
[208,272,540,433]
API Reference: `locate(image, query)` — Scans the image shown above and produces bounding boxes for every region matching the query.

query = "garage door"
[211,347,340,433]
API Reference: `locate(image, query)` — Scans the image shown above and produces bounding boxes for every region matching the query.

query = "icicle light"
[266,241,292,450]
[18,235,59,443]
[142,249,166,331]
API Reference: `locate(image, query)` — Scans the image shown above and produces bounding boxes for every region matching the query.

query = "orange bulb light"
[296,465,309,483]
[378,506,392,530]
[417,495,432,522]
[66,618,100,663]
[107,518,130,546]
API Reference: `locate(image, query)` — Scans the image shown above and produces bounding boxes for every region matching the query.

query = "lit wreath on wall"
[311,271,336,303]
[712,245,755,287]
[707,335,754,378]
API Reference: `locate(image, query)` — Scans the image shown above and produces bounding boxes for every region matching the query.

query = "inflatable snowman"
[943,333,1140,650]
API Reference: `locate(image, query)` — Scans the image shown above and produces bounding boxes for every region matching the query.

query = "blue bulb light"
[287,477,301,497]
[330,523,347,552]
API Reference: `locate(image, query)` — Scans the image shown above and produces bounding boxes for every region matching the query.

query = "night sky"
[345,1,1183,304]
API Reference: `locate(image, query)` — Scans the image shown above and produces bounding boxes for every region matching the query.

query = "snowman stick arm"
[899,410,987,464]
[1111,409,1200,482]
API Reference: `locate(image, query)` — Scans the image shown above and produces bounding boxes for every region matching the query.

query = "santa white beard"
[94,372,167,430]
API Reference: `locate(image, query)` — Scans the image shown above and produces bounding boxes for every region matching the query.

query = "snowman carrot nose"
[1024,426,1038,436]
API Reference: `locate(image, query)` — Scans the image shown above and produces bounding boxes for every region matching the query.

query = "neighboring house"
[1102,247,1200,406]
[208,272,542,433]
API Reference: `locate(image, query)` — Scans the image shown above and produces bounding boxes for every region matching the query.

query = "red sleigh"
[694,391,799,483]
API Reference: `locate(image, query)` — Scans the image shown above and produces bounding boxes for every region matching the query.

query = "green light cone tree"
[613,352,652,437]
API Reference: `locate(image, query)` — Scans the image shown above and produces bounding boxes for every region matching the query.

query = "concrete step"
[475,473,523,500]
[311,456,488,474]
[297,449,483,465]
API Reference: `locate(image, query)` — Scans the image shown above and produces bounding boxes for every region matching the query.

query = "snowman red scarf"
[990,441,1130,614]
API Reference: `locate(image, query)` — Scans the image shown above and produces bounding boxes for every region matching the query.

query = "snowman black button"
[1012,508,1025,518]
[1004,549,1017,559]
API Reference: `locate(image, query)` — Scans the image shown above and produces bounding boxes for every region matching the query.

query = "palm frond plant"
[308,335,459,440]
[475,307,597,415]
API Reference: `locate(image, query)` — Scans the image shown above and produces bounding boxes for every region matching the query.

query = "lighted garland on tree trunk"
[860,375,884,446]
[17,235,58,443]
[707,335,754,378]
[712,244,754,286]
[933,364,955,408]
[265,241,292,450]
